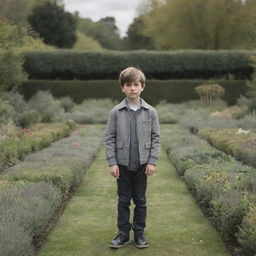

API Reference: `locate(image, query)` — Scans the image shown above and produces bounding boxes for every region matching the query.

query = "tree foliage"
[0,23,27,92]
[124,16,155,50]
[140,0,256,50]
[28,1,77,48]
[77,16,123,50]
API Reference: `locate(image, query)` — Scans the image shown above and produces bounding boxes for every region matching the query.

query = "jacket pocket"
[144,141,151,149]
[116,141,124,161]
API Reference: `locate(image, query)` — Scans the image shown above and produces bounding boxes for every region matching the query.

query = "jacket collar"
[117,98,150,110]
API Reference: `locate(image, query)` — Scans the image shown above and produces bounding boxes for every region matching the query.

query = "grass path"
[37,145,230,256]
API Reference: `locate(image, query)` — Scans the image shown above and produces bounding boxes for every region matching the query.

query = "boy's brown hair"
[119,67,146,87]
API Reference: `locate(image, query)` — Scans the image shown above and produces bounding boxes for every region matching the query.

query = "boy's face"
[121,80,144,100]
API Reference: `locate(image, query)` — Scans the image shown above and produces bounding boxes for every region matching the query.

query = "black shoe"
[134,233,149,248]
[110,233,129,249]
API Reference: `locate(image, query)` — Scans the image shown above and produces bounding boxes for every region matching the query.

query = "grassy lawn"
[37,144,230,256]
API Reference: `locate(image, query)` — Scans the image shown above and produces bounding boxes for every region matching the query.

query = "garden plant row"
[161,124,256,254]
[0,120,75,170]
[198,127,256,168]
[0,124,105,256]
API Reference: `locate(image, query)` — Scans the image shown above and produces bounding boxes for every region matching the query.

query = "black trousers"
[117,164,147,236]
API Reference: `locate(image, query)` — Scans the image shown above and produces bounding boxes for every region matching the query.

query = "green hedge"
[23,50,254,80]
[20,79,247,106]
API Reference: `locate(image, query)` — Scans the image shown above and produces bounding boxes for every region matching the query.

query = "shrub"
[28,90,64,122]
[210,190,255,237]
[155,101,185,124]
[237,204,256,253]
[17,109,41,127]
[0,98,16,125]
[0,91,29,114]
[59,96,75,112]
[238,114,256,130]
[0,182,61,256]
[64,98,115,124]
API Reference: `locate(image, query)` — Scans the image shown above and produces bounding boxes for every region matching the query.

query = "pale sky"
[63,0,142,37]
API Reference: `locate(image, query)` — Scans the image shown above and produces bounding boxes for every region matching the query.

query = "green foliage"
[17,109,41,127]
[63,98,115,124]
[23,50,253,80]
[28,1,77,48]
[28,90,64,122]
[141,0,256,50]
[0,22,28,92]
[0,99,16,125]
[125,16,155,50]
[198,127,256,168]
[0,122,74,169]
[73,31,103,51]
[1,125,104,195]
[210,190,254,236]
[77,17,123,50]
[237,205,256,253]
[59,96,75,112]
[0,182,61,256]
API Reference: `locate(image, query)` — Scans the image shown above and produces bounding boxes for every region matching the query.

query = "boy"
[104,67,160,249]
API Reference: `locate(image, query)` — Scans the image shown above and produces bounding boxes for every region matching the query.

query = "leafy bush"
[237,205,256,253]
[237,114,256,130]
[155,101,185,124]
[210,190,255,237]
[17,109,41,127]
[0,98,16,125]
[179,109,238,134]
[59,96,75,112]
[63,98,115,124]
[28,90,64,122]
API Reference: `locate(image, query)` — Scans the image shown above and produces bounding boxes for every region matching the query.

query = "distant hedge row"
[21,79,247,106]
[23,50,255,80]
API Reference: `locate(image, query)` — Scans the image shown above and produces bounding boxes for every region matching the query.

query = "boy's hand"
[109,165,120,179]
[145,164,155,176]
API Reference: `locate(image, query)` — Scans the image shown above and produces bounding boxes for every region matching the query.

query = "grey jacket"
[104,98,160,167]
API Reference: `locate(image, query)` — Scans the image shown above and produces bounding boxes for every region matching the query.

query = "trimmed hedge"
[20,79,247,106]
[23,50,254,80]
[0,120,75,170]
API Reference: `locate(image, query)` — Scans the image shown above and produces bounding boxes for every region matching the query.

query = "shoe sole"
[110,240,129,249]
[135,243,149,249]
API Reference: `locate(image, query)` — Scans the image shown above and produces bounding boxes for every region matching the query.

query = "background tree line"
[129,0,256,50]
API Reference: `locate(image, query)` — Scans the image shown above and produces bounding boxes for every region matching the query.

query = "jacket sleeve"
[104,108,117,166]
[148,109,160,165]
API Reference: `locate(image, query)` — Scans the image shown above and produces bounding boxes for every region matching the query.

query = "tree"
[125,16,155,50]
[28,1,77,48]
[77,16,123,50]
[0,23,27,92]
[141,0,256,50]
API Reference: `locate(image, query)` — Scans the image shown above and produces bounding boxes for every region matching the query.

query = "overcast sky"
[63,0,142,37]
